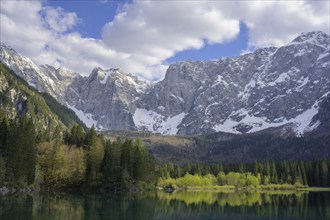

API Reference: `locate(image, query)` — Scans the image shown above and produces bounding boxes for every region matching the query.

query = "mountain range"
[1,31,329,137]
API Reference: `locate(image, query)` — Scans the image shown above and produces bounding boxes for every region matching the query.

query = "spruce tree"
[84,125,97,147]
[85,135,104,184]
[320,161,329,187]
[71,125,85,147]
[101,141,112,184]
[271,161,278,184]
[0,118,8,153]
[6,119,23,183]
[120,139,133,179]
[24,118,36,185]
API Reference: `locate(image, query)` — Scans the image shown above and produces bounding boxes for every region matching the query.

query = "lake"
[1,190,329,219]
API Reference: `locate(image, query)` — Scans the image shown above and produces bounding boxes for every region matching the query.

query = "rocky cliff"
[1,31,329,136]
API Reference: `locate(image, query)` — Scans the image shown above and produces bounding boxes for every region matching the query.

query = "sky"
[1,0,329,81]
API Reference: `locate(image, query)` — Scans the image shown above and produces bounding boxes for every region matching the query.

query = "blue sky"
[47,0,123,39]
[166,22,249,63]
[47,0,249,63]
[1,0,329,80]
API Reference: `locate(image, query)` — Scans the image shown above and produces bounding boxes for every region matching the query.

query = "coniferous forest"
[0,111,329,190]
[0,111,156,189]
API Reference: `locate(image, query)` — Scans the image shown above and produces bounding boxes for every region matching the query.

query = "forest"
[0,111,329,190]
[0,112,156,189]
[157,159,330,189]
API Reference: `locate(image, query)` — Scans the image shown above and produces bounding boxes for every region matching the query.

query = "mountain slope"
[1,31,329,136]
[0,62,85,131]
[65,67,151,130]
[0,43,80,104]
[137,31,330,135]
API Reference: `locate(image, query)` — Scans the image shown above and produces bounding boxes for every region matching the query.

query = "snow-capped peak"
[290,31,330,48]
[1,31,329,136]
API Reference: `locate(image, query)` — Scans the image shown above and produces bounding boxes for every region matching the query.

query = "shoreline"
[158,185,330,193]
[1,185,330,196]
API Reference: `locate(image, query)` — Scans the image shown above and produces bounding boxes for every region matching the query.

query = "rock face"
[65,67,150,130]
[136,31,330,135]
[0,43,80,103]
[1,31,329,136]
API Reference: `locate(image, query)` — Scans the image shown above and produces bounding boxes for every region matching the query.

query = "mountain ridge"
[1,31,329,136]
[0,63,86,133]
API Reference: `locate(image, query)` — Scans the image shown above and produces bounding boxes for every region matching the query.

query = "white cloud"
[43,6,78,33]
[101,0,329,78]
[237,1,330,48]
[102,1,240,77]
[0,1,51,56]
[0,1,122,76]
[0,0,329,81]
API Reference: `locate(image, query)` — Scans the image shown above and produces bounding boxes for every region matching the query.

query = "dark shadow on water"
[0,190,329,219]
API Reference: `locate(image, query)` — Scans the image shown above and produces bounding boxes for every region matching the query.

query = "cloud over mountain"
[1,0,329,81]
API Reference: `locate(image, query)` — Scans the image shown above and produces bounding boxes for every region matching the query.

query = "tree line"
[0,113,156,189]
[0,111,329,189]
[157,159,330,187]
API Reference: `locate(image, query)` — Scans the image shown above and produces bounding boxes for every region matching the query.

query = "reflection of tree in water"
[31,192,85,220]
[155,191,330,219]
[0,194,33,220]
[0,191,329,220]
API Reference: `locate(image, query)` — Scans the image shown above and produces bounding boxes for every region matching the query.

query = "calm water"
[0,190,329,220]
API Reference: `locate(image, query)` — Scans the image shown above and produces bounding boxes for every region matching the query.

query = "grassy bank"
[158,185,330,192]
[157,172,330,192]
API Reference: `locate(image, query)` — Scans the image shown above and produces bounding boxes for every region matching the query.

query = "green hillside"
[0,62,85,133]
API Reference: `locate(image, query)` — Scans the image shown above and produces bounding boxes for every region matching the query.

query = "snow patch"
[317,52,329,60]
[125,75,150,93]
[205,102,220,115]
[288,32,328,50]
[238,79,256,100]
[67,104,98,128]
[295,77,309,92]
[133,108,186,135]
[292,104,319,135]
[28,82,36,88]
[268,72,289,86]
[69,87,80,98]
[294,49,306,57]
[100,69,113,84]
[212,75,229,88]
[214,92,329,136]
[158,106,165,111]
[268,67,299,86]
[170,93,184,102]
[292,91,330,135]
[135,82,149,93]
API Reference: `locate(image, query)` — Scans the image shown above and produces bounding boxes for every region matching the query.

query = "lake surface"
[1,190,329,220]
